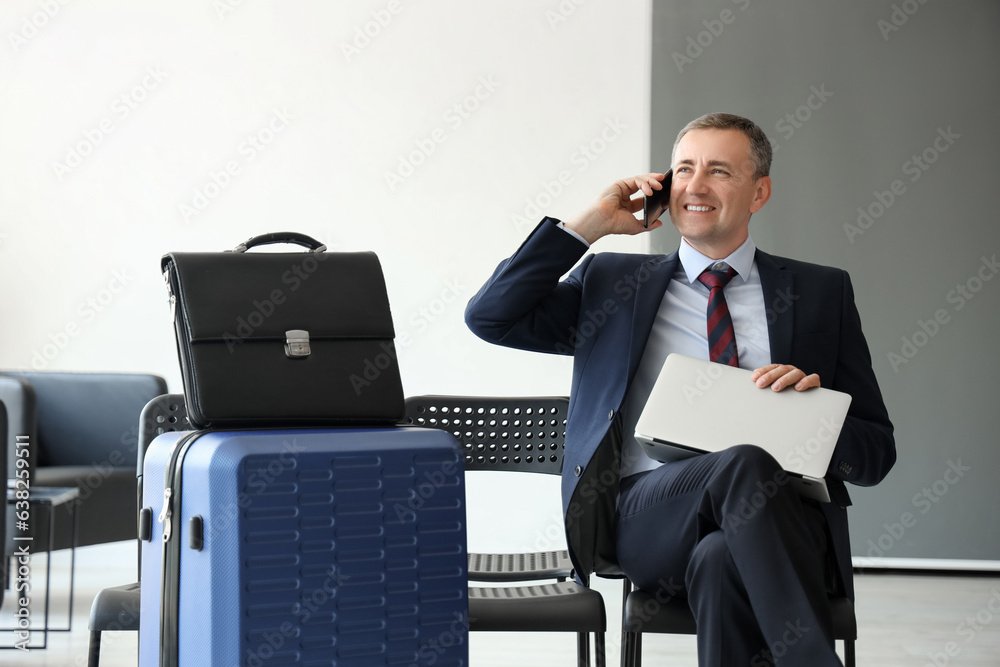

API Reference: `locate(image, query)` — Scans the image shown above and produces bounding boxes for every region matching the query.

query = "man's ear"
[749,176,772,214]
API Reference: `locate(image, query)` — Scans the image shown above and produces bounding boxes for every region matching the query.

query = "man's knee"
[729,444,780,468]
[723,444,784,484]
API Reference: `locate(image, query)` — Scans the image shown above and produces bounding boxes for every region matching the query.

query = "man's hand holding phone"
[563,172,670,244]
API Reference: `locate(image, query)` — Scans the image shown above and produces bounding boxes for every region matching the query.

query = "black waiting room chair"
[620,569,858,666]
[87,394,189,667]
[403,395,607,667]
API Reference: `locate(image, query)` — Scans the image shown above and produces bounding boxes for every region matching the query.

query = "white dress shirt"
[615,236,773,477]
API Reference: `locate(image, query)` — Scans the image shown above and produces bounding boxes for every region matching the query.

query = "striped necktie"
[697,263,739,367]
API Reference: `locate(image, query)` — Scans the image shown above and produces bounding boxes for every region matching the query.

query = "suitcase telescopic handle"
[230,232,327,253]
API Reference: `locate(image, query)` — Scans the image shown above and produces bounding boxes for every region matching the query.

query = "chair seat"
[469,550,574,582]
[624,589,856,639]
[89,582,141,632]
[469,581,606,633]
[623,590,697,634]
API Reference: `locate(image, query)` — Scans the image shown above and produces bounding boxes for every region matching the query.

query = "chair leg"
[578,632,591,667]
[632,631,642,667]
[87,630,102,667]
[595,630,606,667]
[620,579,632,667]
[844,639,856,667]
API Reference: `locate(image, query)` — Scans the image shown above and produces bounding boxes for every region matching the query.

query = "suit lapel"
[755,249,795,364]
[626,252,678,376]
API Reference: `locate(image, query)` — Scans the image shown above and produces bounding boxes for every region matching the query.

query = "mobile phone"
[643,169,672,228]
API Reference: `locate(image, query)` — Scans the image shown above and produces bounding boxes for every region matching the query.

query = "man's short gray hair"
[672,113,773,180]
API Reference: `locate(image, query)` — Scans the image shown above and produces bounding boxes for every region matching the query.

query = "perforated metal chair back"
[402,396,606,667]
[136,393,189,478]
[402,396,568,475]
[89,393,189,667]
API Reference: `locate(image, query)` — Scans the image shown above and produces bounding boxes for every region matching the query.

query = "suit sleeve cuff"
[552,218,591,249]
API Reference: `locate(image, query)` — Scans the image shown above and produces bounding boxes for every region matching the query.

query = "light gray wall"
[651,0,1000,562]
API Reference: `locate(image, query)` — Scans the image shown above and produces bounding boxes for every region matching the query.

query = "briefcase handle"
[229,232,327,253]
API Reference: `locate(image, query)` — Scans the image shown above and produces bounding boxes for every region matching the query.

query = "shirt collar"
[678,235,757,284]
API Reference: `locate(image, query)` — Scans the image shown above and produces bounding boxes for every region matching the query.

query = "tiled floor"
[3,541,999,665]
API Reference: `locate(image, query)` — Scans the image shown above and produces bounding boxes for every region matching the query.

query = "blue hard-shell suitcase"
[139,427,469,666]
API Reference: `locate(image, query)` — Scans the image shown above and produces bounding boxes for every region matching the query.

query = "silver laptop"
[634,354,852,503]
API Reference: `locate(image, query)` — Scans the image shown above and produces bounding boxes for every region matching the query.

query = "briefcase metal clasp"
[284,330,311,358]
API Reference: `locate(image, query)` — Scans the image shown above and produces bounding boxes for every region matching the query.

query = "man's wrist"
[562,212,604,245]
[555,219,591,248]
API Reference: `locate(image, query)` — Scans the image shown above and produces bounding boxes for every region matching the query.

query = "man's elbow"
[464,296,503,344]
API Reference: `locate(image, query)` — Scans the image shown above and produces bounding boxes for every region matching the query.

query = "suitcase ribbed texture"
[140,428,468,666]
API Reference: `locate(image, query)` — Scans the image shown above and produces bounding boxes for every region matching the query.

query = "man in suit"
[465,113,894,665]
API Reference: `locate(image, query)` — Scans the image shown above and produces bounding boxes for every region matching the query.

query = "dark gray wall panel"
[651,0,1000,562]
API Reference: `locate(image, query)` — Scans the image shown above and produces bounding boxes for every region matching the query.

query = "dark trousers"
[615,445,843,667]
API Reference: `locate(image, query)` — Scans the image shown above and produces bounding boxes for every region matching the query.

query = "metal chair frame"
[619,570,858,666]
[404,395,606,667]
[87,394,188,667]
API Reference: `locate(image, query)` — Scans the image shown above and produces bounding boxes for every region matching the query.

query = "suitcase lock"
[285,330,312,358]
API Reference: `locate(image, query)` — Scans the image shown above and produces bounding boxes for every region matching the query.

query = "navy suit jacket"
[466,218,895,597]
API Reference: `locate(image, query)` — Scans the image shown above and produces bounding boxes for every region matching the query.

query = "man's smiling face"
[669,128,771,259]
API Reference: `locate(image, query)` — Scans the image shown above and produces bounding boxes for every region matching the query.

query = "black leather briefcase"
[161,232,404,428]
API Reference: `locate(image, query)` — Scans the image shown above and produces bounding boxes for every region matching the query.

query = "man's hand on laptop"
[751,364,820,392]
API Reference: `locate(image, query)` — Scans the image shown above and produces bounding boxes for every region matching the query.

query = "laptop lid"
[634,354,852,500]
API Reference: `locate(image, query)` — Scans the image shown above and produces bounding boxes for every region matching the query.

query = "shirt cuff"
[554,219,591,248]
